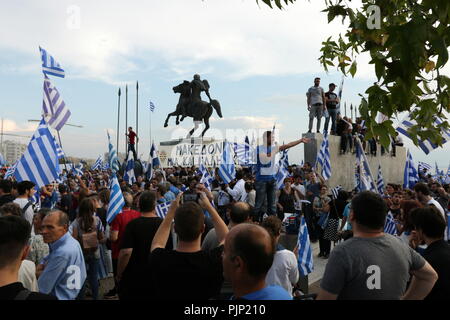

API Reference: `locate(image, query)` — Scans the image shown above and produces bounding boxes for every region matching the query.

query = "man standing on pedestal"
[126,127,138,161]
[253,131,310,222]
[307,77,326,134]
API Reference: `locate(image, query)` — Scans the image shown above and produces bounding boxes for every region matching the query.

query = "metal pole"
[149,107,152,153]
[350,104,353,121]
[344,102,347,117]
[116,88,121,156]
[1,118,3,157]
[125,84,128,159]
[136,81,139,157]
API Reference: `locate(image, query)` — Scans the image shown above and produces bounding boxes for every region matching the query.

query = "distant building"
[1,140,27,164]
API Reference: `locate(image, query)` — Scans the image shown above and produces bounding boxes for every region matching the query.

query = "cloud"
[0,0,378,83]
[1,119,36,133]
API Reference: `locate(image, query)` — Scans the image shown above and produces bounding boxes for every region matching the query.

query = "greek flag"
[218,141,236,184]
[331,185,343,199]
[53,138,65,159]
[275,150,289,190]
[72,163,84,176]
[14,119,60,188]
[156,201,172,219]
[377,164,385,195]
[91,156,103,171]
[396,114,450,154]
[403,151,419,189]
[0,153,5,166]
[106,174,125,224]
[107,132,120,173]
[297,216,314,276]
[384,212,397,235]
[39,47,65,78]
[102,161,110,171]
[418,161,432,172]
[124,153,136,185]
[234,136,254,166]
[4,161,18,179]
[42,75,71,131]
[355,137,377,192]
[336,75,344,113]
[316,134,332,180]
[149,101,156,112]
[199,163,213,190]
[150,142,160,167]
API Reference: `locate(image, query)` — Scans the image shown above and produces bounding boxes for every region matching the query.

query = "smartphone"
[183,193,199,203]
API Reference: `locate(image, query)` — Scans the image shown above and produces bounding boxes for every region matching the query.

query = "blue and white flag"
[316,134,332,180]
[297,216,314,276]
[403,151,419,189]
[0,153,5,166]
[234,136,254,166]
[53,137,65,159]
[102,161,110,171]
[156,201,172,219]
[275,150,289,190]
[218,141,236,184]
[106,174,125,224]
[91,156,103,171]
[396,114,450,154]
[72,163,84,176]
[418,161,432,172]
[384,212,397,236]
[445,163,450,184]
[199,163,213,190]
[150,142,160,168]
[107,132,120,173]
[42,75,71,131]
[149,101,156,112]
[331,185,343,199]
[124,153,136,185]
[377,164,385,195]
[355,137,377,192]
[14,119,60,188]
[4,161,18,179]
[39,47,65,78]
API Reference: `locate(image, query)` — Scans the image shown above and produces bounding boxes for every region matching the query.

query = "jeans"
[78,256,100,300]
[323,108,337,134]
[308,104,324,132]
[254,180,277,221]
[128,143,137,160]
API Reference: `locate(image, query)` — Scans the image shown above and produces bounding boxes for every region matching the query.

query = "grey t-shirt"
[320,234,426,300]
[202,228,219,252]
[307,86,324,105]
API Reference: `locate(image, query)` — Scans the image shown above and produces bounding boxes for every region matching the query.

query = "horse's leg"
[186,121,201,139]
[176,114,180,125]
[201,117,210,137]
[164,111,179,127]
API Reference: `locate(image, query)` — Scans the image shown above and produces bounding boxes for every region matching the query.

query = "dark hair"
[236,171,244,180]
[314,77,321,81]
[351,191,388,230]
[139,191,156,213]
[414,183,430,196]
[0,203,22,217]
[399,200,422,232]
[98,189,110,205]
[174,202,204,242]
[0,216,31,269]
[58,184,67,194]
[231,224,275,279]
[0,180,13,193]
[157,183,167,196]
[78,198,95,231]
[17,181,35,195]
[392,191,403,197]
[230,202,251,224]
[411,207,446,239]
[261,216,282,239]
[244,182,253,192]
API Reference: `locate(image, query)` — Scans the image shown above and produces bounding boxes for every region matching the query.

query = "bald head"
[225,223,275,279]
[41,210,69,244]
[230,202,251,224]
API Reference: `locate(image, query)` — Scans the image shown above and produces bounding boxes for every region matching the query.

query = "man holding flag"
[253,130,309,222]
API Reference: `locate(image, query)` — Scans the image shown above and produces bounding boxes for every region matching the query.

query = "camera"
[183,193,199,203]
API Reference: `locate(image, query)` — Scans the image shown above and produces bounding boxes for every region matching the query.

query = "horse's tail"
[210,99,223,118]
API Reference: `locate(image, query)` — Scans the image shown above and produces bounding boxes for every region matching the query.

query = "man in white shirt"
[226,171,246,202]
[13,181,36,226]
[414,183,445,219]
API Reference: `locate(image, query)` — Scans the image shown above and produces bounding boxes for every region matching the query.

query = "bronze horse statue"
[164,80,223,138]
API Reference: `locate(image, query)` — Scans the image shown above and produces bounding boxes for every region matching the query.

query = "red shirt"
[128,131,137,145]
[110,208,141,259]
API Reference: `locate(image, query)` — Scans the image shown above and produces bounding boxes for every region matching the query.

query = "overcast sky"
[0,0,448,168]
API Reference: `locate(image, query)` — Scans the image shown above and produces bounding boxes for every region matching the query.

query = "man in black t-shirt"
[0,180,15,207]
[324,83,340,135]
[0,216,56,300]
[117,191,172,300]
[150,192,229,300]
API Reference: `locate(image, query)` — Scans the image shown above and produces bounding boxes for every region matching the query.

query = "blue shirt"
[38,232,86,300]
[169,185,181,195]
[343,202,352,231]
[41,191,58,209]
[238,285,292,300]
[255,145,278,182]
[164,191,176,202]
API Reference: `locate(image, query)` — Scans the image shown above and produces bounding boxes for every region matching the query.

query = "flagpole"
[116,87,121,156]
[56,131,68,175]
[149,107,152,152]
[344,102,347,117]
[136,81,139,158]
[125,84,128,161]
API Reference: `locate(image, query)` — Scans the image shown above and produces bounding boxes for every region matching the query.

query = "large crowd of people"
[0,130,449,301]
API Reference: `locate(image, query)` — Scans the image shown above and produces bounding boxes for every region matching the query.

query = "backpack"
[21,201,33,217]
[77,218,99,256]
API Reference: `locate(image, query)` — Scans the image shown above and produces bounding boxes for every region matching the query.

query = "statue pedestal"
[159,137,223,168]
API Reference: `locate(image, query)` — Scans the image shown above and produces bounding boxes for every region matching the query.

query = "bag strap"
[22,201,33,215]
[14,288,31,300]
